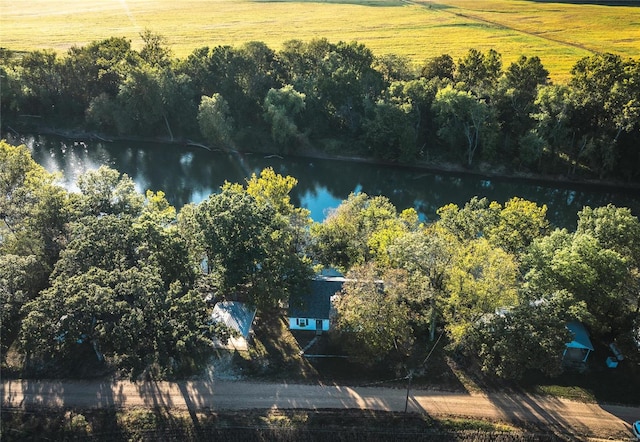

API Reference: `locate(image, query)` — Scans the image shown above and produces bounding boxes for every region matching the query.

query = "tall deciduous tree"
[362,99,418,162]
[568,53,626,177]
[18,49,63,117]
[61,37,136,115]
[456,48,502,96]
[263,85,306,150]
[576,205,640,267]
[437,197,501,242]
[0,141,71,356]
[388,225,455,341]
[432,85,496,166]
[444,238,519,346]
[198,93,234,147]
[139,30,172,68]
[20,264,212,378]
[374,53,413,83]
[487,197,549,256]
[114,66,165,135]
[464,290,587,380]
[74,166,143,217]
[20,187,212,378]
[236,41,282,116]
[310,193,417,271]
[195,179,311,310]
[421,54,455,81]
[437,196,548,257]
[504,55,549,99]
[277,38,384,138]
[0,141,69,277]
[493,55,549,166]
[523,206,640,338]
[387,77,441,155]
[332,263,414,365]
[0,254,39,355]
[531,84,583,174]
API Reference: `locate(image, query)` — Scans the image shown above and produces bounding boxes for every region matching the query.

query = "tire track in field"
[400,0,598,55]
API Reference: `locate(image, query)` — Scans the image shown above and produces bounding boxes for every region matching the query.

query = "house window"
[297,318,308,327]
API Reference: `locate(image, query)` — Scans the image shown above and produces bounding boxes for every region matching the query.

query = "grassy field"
[1,0,638,81]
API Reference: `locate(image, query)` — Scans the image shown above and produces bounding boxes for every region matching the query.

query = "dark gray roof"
[289,277,344,319]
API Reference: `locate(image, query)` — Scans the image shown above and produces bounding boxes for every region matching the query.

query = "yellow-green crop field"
[1,0,639,81]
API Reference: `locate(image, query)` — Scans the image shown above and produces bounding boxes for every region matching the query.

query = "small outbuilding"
[211,301,257,351]
[563,321,594,363]
[288,276,344,333]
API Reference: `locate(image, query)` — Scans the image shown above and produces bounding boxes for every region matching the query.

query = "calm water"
[7,134,640,229]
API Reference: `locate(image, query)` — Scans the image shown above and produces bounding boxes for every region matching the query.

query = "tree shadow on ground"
[234,313,319,381]
[451,344,640,439]
[288,327,470,393]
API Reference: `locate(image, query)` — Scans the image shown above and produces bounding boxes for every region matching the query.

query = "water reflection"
[8,134,640,229]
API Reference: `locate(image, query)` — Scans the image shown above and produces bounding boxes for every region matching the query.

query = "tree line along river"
[7,134,640,229]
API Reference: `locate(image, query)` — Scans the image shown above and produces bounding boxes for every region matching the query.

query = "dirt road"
[2,379,637,439]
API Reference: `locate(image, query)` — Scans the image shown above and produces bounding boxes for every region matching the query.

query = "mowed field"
[1,0,639,81]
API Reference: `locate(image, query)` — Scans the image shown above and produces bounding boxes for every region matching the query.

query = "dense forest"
[1,33,639,182]
[2,140,639,380]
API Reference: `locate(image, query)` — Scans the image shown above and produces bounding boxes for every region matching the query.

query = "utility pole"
[404,369,413,413]
[404,330,445,413]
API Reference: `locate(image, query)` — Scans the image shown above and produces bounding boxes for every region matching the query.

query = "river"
[6,134,640,229]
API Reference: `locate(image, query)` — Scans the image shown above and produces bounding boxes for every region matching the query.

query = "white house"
[288,276,344,333]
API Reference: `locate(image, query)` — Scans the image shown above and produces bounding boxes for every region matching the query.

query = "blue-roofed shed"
[563,321,594,363]
[211,301,257,350]
[289,276,344,332]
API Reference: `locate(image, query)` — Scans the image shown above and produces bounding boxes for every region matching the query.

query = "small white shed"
[211,301,257,351]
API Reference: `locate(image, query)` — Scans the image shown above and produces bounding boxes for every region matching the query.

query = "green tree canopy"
[263,85,306,150]
[362,99,418,162]
[20,264,211,378]
[332,263,414,365]
[0,140,69,278]
[456,48,502,96]
[443,237,519,346]
[523,207,640,338]
[74,166,143,217]
[437,196,548,257]
[61,37,137,114]
[20,193,212,377]
[387,225,456,340]
[492,55,549,166]
[464,290,587,380]
[195,178,312,310]
[432,84,497,166]
[310,193,418,271]
[139,29,172,68]
[421,54,455,81]
[198,93,235,147]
